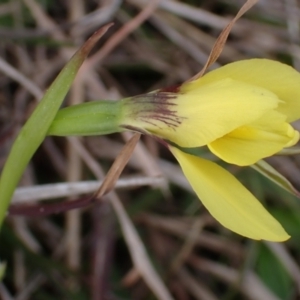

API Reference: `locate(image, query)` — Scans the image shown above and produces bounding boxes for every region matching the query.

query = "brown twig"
[188,0,259,81]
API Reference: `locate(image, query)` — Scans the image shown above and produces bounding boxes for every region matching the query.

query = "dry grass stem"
[12,176,164,204]
[190,0,259,80]
[94,133,141,199]
[177,268,218,300]
[189,256,280,300]
[0,57,43,99]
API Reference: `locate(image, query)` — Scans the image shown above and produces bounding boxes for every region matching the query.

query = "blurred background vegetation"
[1,0,300,299]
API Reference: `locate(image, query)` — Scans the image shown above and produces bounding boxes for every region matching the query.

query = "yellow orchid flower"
[49,58,300,241]
[121,59,300,241]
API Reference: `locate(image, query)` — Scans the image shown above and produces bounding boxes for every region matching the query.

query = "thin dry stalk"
[15,274,46,300]
[149,13,211,66]
[188,256,280,300]
[0,283,14,300]
[140,214,244,259]
[122,132,169,194]
[177,268,218,300]
[80,0,161,74]
[170,218,204,273]
[189,0,259,80]
[0,57,43,99]
[12,218,41,253]
[65,7,85,268]
[12,176,164,204]
[128,0,229,29]
[94,133,141,199]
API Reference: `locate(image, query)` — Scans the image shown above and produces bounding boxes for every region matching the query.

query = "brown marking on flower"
[128,92,186,131]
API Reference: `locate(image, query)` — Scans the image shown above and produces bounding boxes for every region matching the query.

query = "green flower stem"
[48,100,124,136]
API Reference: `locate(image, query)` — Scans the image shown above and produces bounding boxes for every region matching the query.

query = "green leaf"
[0,25,112,229]
[271,208,300,247]
[256,244,293,300]
[251,160,300,198]
[279,147,300,155]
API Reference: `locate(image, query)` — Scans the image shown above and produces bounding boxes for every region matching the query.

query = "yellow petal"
[170,146,290,241]
[170,79,280,147]
[182,59,300,122]
[208,110,300,166]
[125,79,279,148]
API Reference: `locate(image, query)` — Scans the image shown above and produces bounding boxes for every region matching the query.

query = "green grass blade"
[0,25,112,229]
[252,160,300,198]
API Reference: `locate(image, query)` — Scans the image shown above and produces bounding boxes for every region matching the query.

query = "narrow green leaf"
[256,244,293,299]
[0,25,112,229]
[252,160,300,198]
[279,147,300,155]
